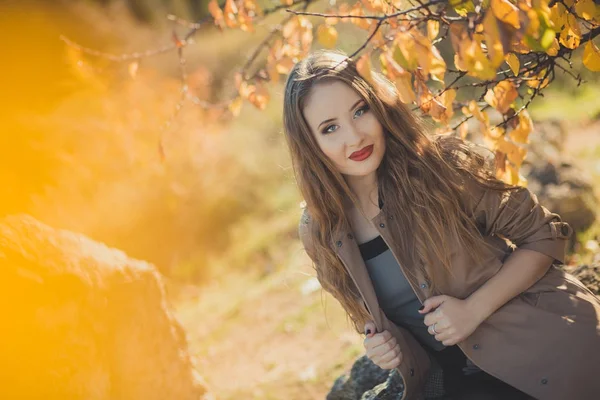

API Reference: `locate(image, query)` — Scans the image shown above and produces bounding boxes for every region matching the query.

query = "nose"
[346,122,364,149]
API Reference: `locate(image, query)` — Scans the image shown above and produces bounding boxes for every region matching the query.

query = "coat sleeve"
[298,208,316,261]
[468,179,572,265]
[297,208,369,318]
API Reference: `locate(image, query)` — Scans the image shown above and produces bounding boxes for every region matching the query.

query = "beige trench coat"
[299,178,600,400]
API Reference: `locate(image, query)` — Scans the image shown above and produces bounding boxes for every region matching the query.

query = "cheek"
[318,138,346,163]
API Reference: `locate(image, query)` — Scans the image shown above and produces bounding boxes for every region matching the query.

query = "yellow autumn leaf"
[224,0,239,28]
[482,10,505,68]
[434,88,457,125]
[484,80,518,114]
[583,39,600,72]
[429,97,448,122]
[350,2,372,30]
[317,24,338,49]
[467,100,489,124]
[505,53,520,75]
[495,136,527,169]
[393,35,418,71]
[559,13,581,49]
[275,57,295,75]
[459,122,469,139]
[545,38,560,56]
[248,83,269,110]
[361,0,387,13]
[427,20,440,41]
[228,96,243,116]
[509,110,532,144]
[549,3,567,29]
[575,0,597,21]
[394,73,416,104]
[208,0,225,29]
[413,32,433,77]
[415,78,433,114]
[429,46,446,83]
[450,0,475,17]
[526,71,551,89]
[491,0,521,29]
[356,54,374,85]
[463,37,497,80]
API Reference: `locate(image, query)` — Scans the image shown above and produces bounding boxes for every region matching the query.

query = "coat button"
[336,241,342,247]
[410,368,414,376]
[541,378,548,385]
[347,233,354,240]
[379,223,385,228]
[389,215,394,220]
[473,344,480,350]
[420,283,428,289]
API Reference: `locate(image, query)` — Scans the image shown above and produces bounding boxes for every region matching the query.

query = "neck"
[344,171,379,211]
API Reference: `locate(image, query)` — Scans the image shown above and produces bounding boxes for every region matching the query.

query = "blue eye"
[323,125,338,134]
[354,105,369,118]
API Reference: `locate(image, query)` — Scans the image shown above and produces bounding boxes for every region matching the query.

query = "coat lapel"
[332,226,386,332]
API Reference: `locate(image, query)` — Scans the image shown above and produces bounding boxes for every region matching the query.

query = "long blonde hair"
[283,49,514,333]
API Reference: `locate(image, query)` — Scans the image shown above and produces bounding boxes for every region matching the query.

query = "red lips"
[349,145,374,161]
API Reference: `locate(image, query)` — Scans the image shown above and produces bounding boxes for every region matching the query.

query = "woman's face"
[302,80,386,178]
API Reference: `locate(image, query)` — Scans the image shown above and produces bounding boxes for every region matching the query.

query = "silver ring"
[432,323,438,335]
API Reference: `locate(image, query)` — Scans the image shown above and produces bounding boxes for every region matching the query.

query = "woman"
[283,49,600,400]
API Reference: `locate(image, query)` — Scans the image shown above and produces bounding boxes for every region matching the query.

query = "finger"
[372,337,397,358]
[377,343,401,364]
[442,337,458,346]
[423,312,439,327]
[367,330,392,348]
[419,295,447,314]
[377,349,403,369]
[434,331,452,343]
[364,321,376,337]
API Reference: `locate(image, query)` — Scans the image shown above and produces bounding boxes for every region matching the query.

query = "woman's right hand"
[363,321,403,370]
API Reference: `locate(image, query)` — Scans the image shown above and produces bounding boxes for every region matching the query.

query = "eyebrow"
[317,99,365,130]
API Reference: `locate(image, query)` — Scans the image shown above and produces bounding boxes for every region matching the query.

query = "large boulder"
[0,214,213,400]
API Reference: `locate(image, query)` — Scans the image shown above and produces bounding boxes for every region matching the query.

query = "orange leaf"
[208,0,225,29]
[350,3,372,30]
[583,39,600,72]
[482,10,505,68]
[505,53,519,75]
[459,122,469,139]
[394,73,416,104]
[356,54,374,85]
[224,0,239,28]
[545,38,560,56]
[228,96,243,116]
[429,46,446,83]
[427,20,440,41]
[248,83,269,110]
[317,24,338,49]
[275,57,295,75]
[574,0,597,21]
[509,110,532,144]
[491,0,521,29]
[484,80,518,114]
[559,13,581,49]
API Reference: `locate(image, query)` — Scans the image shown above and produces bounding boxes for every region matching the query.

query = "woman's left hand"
[419,295,484,346]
